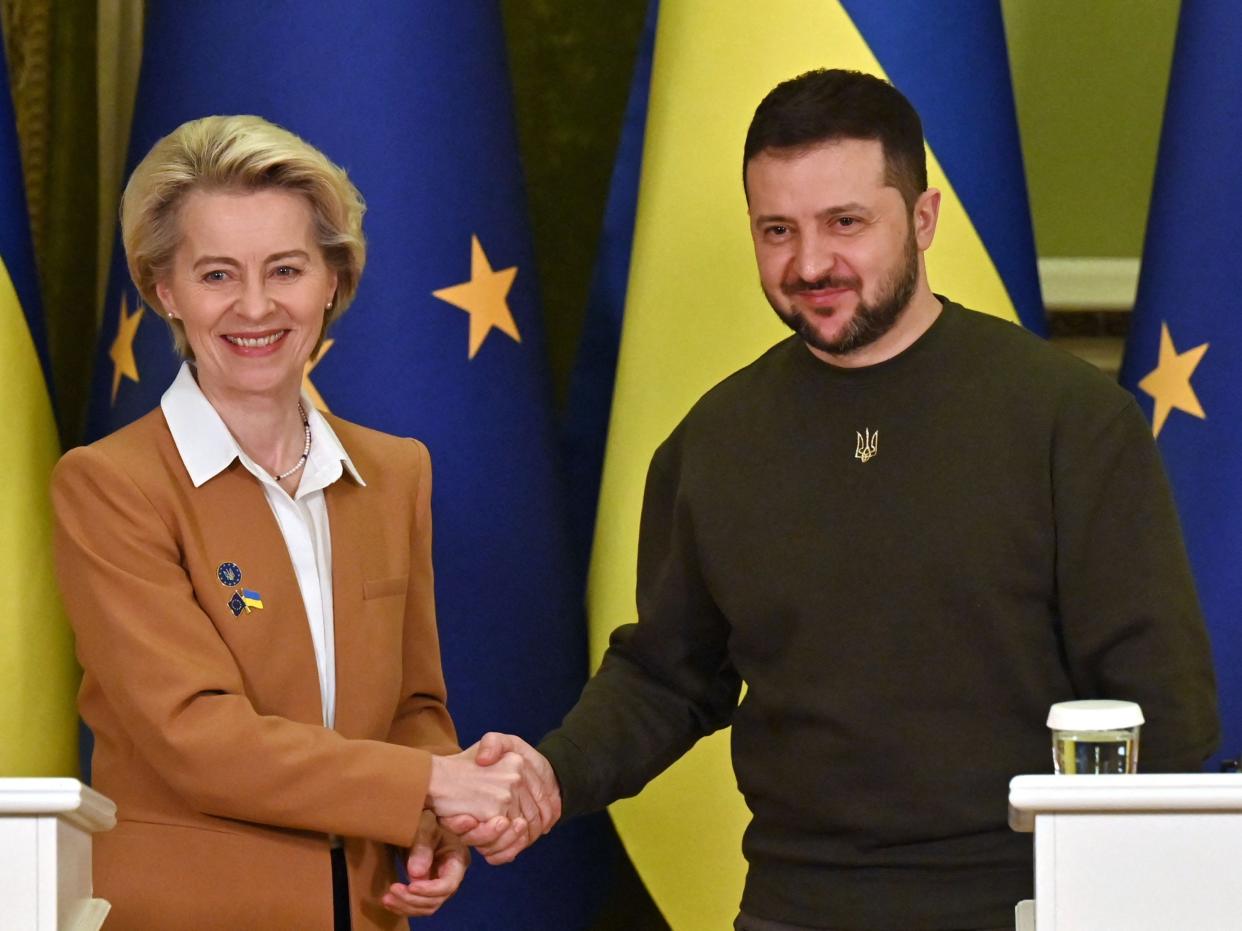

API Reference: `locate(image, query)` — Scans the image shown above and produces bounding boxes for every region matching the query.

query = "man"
[456,69,1220,930]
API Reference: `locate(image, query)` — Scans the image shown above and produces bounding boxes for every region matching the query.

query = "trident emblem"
[855,428,878,463]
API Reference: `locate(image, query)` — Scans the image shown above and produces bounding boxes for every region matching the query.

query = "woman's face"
[155,188,337,403]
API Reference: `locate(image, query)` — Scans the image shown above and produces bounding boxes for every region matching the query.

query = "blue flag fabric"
[85,3,608,926]
[1119,0,1242,767]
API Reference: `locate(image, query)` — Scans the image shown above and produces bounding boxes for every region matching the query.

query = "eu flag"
[566,2,1045,925]
[1119,0,1240,767]
[84,3,607,926]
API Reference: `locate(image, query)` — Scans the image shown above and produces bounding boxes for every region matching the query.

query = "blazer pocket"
[363,575,407,600]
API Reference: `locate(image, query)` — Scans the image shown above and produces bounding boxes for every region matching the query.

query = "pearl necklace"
[273,403,312,481]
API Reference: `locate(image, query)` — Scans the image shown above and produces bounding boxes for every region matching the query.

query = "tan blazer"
[52,408,459,931]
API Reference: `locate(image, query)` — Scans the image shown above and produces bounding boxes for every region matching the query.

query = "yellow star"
[109,293,145,404]
[432,235,521,359]
[302,338,334,412]
[1138,322,1209,438]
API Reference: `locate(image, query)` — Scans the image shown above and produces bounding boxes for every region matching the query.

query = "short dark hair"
[743,69,927,209]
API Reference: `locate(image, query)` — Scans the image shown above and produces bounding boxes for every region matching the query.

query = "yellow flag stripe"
[587,2,1020,926]
[0,256,79,776]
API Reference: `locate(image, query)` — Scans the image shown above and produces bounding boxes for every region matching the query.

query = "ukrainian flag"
[1119,0,1242,767]
[572,2,1044,926]
[0,43,77,775]
[240,590,264,612]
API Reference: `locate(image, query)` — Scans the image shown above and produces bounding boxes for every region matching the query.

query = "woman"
[52,115,535,930]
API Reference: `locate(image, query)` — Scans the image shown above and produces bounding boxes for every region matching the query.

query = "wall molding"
[1038,257,1140,311]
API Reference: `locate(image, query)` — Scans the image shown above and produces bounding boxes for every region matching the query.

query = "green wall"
[1005,0,1179,258]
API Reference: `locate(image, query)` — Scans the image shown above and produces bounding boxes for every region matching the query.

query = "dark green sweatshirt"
[540,300,1219,930]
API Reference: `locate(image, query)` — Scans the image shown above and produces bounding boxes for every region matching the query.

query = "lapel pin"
[241,589,265,612]
[217,562,243,587]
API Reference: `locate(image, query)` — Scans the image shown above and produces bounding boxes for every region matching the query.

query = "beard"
[767,228,920,357]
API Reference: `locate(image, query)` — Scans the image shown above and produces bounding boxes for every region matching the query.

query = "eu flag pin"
[227,592,246,616]
[217,562,243,587]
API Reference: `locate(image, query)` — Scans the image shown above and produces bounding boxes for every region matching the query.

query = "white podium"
[0,779,116,931]
[1009,773,1242,930]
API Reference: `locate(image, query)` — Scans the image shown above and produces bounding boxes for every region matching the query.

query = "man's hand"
[439,732,562,864]
[381,810,469,917]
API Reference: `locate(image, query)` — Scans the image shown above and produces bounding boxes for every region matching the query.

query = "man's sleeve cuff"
[538,731,599,819]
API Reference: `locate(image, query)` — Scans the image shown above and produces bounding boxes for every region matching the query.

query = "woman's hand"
[425,743,532,827]
[437,732,562,864]
[381,810,469,917]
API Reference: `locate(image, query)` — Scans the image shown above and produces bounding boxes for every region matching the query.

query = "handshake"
[426,732,561,864]
[381,734,558,916]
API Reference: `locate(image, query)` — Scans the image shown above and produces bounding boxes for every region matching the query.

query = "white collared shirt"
[160,362,365,728]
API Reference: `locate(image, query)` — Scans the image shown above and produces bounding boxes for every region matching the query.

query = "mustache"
[782,274,861,295]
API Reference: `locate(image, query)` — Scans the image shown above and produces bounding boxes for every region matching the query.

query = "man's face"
[746,139,924,358]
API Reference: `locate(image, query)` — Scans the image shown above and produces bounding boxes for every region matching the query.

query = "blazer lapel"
[325,477,368,736]
[191,462,323,722]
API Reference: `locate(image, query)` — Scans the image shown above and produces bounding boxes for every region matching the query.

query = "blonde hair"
[120,114,366,357]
